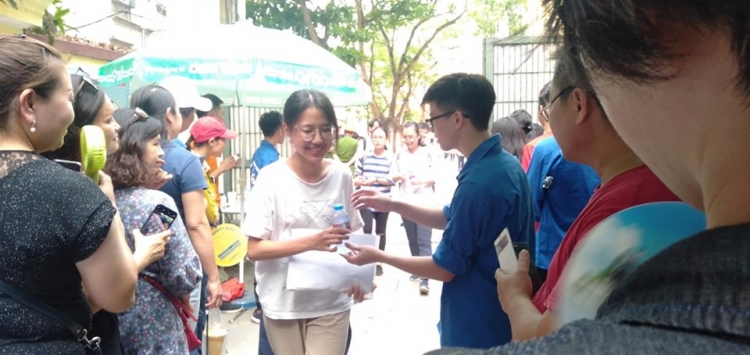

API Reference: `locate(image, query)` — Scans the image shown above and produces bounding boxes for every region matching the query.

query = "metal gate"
[222,106,293,194]
[483,36,556,124]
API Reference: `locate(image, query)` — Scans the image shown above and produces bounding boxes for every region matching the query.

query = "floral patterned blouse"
[114,187,201,354]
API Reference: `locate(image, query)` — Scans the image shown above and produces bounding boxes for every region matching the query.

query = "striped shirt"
[354,150,394,195]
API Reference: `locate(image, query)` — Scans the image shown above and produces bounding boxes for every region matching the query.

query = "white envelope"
[286,229,377,292]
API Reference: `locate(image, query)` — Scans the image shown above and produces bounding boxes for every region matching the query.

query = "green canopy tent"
[97,21,371,108]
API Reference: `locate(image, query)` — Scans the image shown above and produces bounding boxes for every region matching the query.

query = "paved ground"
[214,218,445,355]
[210,155,460,355]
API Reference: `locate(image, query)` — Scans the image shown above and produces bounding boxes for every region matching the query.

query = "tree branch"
[355,0,382,118]
[397,4,436,75]
[378,25,397,79]
[299,0,323,46]
[368,41,375,87]
[402,7,466,77]
[377,89,390,109]
[396,72,414,122]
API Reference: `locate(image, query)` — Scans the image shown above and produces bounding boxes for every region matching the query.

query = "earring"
[30,120,36,133]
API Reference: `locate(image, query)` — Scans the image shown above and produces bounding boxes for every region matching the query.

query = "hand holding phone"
[133,229,172,268]
[494,228,518,273]
[141,204,178,235]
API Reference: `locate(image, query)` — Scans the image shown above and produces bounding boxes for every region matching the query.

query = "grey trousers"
[402,217,433,280]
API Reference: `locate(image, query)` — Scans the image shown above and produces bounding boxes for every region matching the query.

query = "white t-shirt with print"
[394,146,436,206]
[241,159,365,320]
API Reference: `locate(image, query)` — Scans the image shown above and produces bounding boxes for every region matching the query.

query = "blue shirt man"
[250,140,280,187]
[250,111,285,189]
[434,134,535,348]
[344,73,533,349]
[526,137,599,273]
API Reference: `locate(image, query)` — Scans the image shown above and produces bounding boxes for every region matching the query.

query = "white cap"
[159,76,212,112]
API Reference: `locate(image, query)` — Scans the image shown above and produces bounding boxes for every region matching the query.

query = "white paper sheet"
[286,229,377,292]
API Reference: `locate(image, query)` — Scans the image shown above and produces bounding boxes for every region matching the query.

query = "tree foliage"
[13,0,71,44]
[246,0,465,125]
[470,0,528,37]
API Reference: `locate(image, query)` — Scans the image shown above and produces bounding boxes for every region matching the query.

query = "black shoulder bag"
[0,279,102,354]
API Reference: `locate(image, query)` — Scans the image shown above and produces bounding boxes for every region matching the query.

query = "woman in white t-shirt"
[392,122,436,295]
[243,89,370,355]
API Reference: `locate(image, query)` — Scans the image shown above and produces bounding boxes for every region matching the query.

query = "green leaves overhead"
[246,0,523,124]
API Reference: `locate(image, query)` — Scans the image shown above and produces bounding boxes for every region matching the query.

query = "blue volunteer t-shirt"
[526,137,599,270]
[433,134,535,349]
[250,140,280,188]
[159,139,208,219]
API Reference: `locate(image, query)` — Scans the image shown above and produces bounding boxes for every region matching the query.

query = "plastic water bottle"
[331,203,351,229]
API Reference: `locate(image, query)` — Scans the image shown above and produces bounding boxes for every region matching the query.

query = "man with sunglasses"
[345,73,534,349]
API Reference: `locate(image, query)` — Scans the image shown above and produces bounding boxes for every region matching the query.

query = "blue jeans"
[259,316,353,355]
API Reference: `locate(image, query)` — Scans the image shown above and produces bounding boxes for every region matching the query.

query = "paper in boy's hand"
[494,228,517,273]
[335,243,352,255]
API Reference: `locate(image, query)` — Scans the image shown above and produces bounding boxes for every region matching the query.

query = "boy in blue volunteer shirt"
[250,111,285,188]
[526,136,599,281]
[344,73,534,349]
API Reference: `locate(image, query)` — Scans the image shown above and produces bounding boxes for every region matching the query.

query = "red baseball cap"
[190,117,238,143]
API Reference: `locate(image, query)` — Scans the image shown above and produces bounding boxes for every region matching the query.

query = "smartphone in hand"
[494,228,517,272]
[141,204,178,235]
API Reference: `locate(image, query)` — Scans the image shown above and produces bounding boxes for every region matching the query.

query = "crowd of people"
[1,0,749,353]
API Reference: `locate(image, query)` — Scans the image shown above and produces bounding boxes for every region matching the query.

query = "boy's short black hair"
[197,93,224,118]
[259,110,283,137]
[422,73,496,131]
[538,82,551,107]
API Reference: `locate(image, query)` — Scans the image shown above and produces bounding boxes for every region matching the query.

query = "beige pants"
[264,310,350,355]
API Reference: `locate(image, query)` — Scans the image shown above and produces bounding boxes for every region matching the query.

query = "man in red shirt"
[520,83,553,172]
[494,51,680,341]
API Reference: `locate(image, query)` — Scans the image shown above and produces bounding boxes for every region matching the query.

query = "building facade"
[57,0,243,73]
[0,0,54,34]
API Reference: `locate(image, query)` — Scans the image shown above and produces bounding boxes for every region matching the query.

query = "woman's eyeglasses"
[294,125,336,142]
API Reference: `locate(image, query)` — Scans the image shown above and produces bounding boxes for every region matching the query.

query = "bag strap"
[0,279,101,351]
[141,275,197,322]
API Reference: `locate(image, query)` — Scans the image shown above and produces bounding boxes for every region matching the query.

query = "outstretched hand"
[351,189,394,212]
[308,227,350,252]
[341,243,383,266]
